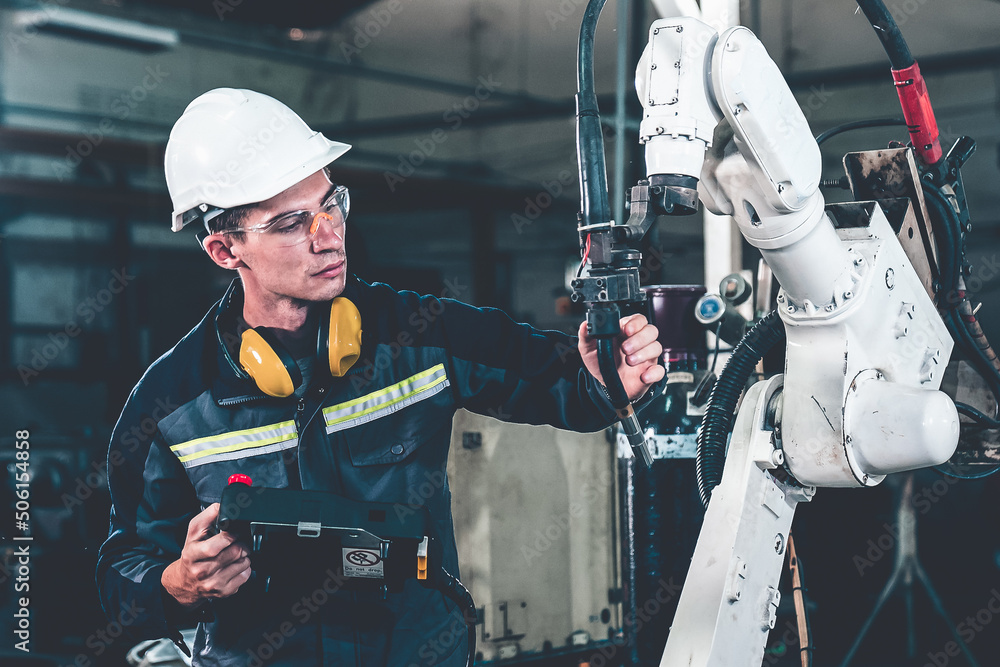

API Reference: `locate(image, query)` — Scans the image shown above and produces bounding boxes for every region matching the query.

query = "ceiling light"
[19,7,179,51]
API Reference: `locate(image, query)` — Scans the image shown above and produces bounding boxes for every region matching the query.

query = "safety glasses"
[227,185,350,247]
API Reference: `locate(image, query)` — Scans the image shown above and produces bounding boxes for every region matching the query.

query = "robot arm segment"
[635,18,721,188]
[638,17,958,488]
[639,18,854,309]
[709,26,822,213]
[637,18,822,216]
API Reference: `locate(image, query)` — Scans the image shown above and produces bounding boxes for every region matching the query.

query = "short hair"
[206,203,257,240]
[207,166,333,238]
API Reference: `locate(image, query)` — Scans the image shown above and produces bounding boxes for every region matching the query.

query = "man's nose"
[310,212,345,250]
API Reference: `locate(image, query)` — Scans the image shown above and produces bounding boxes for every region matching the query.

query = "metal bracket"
[296,521,322,538]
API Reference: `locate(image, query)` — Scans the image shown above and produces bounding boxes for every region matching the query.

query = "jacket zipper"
[217,395,265,407]
[294,397,306,433]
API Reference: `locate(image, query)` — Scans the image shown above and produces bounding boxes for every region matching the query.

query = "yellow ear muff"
[239,328,301,398]
[324,297,362,377]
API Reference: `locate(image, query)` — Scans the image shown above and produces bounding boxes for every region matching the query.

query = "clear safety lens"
[240,186,349,247]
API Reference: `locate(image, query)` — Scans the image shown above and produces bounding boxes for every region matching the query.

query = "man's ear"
[202,233,247,270]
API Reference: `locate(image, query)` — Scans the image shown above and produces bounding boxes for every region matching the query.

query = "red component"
[891,61,943,165]
[227,473,252,486]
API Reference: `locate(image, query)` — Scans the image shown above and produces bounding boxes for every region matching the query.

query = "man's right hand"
[162,503,251,608]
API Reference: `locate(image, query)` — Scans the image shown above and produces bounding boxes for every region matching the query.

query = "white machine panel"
[448,409,621,662]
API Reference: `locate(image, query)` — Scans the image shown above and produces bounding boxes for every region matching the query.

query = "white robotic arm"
[635,16,961,667]
[637,19,819,215]
[637,16,958,487]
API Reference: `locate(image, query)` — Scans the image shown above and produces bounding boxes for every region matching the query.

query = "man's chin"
[311,274,347,301]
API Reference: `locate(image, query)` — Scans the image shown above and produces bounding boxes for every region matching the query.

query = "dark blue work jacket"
[97,274,629,666]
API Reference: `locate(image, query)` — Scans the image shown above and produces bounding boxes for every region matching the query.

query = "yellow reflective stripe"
[176,430,297,463]
[181,438,299,470]
[170,420,295,455]
[330,375,447,427]
[322,364,449,433]
[325,364,445,417]
[180,438,299,469]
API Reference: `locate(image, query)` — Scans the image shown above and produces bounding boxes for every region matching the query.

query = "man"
[97,88,664,666]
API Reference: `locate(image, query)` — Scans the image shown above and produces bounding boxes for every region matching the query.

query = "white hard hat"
[165,88,351,232]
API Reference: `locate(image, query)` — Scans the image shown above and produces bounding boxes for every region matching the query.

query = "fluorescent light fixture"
[20,7,179,51]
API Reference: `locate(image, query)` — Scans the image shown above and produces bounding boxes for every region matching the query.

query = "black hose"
[437,567,478,667]
[921,183,961,295]
[696,311,785,507]
[576,0,612,233]
[955,402,1000,429]
[921,183,1000,478]
[576,0,604,101]
[922,183,1000,407]
[942,307,1000,406]
[598,337,630,409]
[855,0,914,70]
[815,117,907,146]
[936,462,1000,481]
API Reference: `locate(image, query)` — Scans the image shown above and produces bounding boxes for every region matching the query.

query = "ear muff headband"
[239,328,302,398]
[320,297,362,377]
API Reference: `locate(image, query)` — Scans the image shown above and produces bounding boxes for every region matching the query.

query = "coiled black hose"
[696,311,786,507]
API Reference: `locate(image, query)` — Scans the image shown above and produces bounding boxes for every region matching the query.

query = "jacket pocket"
[344,406,435,467]
[323,363,451,467]
[187,449,293,503]
[169,420,297,501]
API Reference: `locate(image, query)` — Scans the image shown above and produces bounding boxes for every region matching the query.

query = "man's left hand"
[578,314,664,402]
